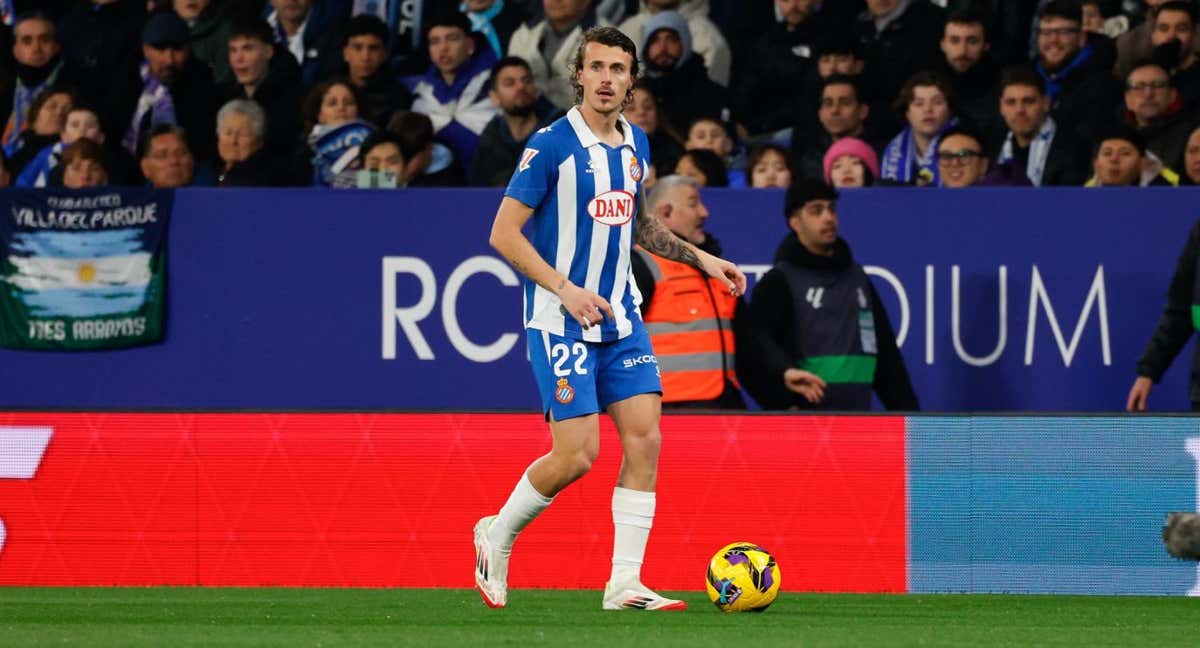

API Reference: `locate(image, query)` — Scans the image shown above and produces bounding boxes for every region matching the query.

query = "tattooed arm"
[490,196,614,329]
[635,193,703,268]
[635,190,747,296]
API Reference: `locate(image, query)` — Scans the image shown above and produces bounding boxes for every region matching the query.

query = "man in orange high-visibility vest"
[631,174,745,409]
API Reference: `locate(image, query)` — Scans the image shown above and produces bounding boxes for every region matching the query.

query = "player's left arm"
[634,190,746,297]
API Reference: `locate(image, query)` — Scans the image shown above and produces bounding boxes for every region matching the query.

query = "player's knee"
[627,425,662,449]
[566,448,597,480]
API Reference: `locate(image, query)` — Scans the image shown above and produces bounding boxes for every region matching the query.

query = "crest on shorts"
[629,157,643,182]
[519,148,539,172]
[555,378,575,404]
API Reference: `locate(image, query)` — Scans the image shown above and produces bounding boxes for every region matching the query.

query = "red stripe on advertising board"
[0,413,905,591]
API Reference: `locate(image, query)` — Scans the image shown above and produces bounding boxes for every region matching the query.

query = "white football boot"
[602,578,687,611]
[473,516,509,608]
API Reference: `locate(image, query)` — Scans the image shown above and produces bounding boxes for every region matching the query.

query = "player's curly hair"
[570,26,640,109]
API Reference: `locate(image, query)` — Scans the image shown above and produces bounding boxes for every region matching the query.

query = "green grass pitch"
[1,588,1199,647]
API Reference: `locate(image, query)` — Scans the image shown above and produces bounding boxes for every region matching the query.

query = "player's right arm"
[489,197,614,330]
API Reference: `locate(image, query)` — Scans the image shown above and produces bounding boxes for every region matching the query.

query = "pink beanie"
[823,138,880,183]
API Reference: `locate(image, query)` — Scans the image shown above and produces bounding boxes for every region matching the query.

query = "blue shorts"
[527,324,663,421]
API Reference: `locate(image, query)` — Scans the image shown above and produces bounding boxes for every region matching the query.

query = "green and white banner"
[0,189,171,350]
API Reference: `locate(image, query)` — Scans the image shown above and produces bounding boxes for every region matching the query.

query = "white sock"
[610,487,655,586]
[488,471,553,553]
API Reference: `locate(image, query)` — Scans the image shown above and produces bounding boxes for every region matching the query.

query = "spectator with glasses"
[1034,0,1120,144]
[1123,60,1194,169]
[936,124,1030,188]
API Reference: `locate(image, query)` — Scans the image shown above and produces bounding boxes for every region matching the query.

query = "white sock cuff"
[518,471,554,505]
[612,487,655,529]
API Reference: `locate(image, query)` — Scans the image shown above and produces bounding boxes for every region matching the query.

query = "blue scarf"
[881,118,958,186]
[308,120,375,187]
[14,140,63,187]
[462,0,505,60]
[1036,44,1093,102]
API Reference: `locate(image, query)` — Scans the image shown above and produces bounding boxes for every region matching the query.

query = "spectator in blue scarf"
[403,10,498,168]
[297,78,375,186]
[460,0,529,60]
[1034,0,1120,144]
[16,104,101,187]
[881,71,957,186]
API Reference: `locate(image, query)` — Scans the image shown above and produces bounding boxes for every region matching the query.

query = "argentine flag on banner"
[0,189,171,350]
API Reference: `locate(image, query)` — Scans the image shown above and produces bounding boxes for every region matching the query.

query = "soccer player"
[475,25,745,611]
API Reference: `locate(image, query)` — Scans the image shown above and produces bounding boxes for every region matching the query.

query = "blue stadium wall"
[0,186,1198,410]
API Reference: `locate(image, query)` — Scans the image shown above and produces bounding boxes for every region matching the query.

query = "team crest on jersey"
[587,189,636,226]
[555,378,575,404]
[519,148,539,172]
[629,158,643,182]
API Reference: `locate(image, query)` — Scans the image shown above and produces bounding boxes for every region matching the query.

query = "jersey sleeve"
[504,129,558,209]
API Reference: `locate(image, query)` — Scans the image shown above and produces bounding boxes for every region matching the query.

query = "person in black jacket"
[106,11,220,165]
[733,0,824,136]
[994,65,1092,186]
[1034,0,1120,144]
[219,16,304,159]
[936,7,1002,139]
[639,11,730,144]
[469,56,559,187]
[58,0,145,113]
[325,15,413,129]
[853,0,946,112]
[213,98,284,186]
[745,178,918,411]
[1128,220,1200,411]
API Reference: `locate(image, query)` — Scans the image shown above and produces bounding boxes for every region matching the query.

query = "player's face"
[661,183,708,244]
[789,199,838,251]
[576,42,634,116]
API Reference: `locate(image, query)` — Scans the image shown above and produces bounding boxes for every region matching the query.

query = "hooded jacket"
[639,11,730,136]
[618,0,730,86]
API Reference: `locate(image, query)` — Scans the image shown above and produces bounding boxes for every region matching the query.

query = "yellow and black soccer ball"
[705,542,781,612]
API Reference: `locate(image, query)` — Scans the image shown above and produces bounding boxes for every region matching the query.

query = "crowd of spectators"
[0,0,1197,191]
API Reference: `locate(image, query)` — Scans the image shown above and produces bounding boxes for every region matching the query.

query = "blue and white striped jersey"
[505,106,651,342]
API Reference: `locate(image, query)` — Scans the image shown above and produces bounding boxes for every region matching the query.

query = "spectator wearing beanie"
[619,0,732,87]
[824,137,880,188]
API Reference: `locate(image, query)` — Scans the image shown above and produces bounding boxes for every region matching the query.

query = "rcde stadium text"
[381,256,1111,368]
